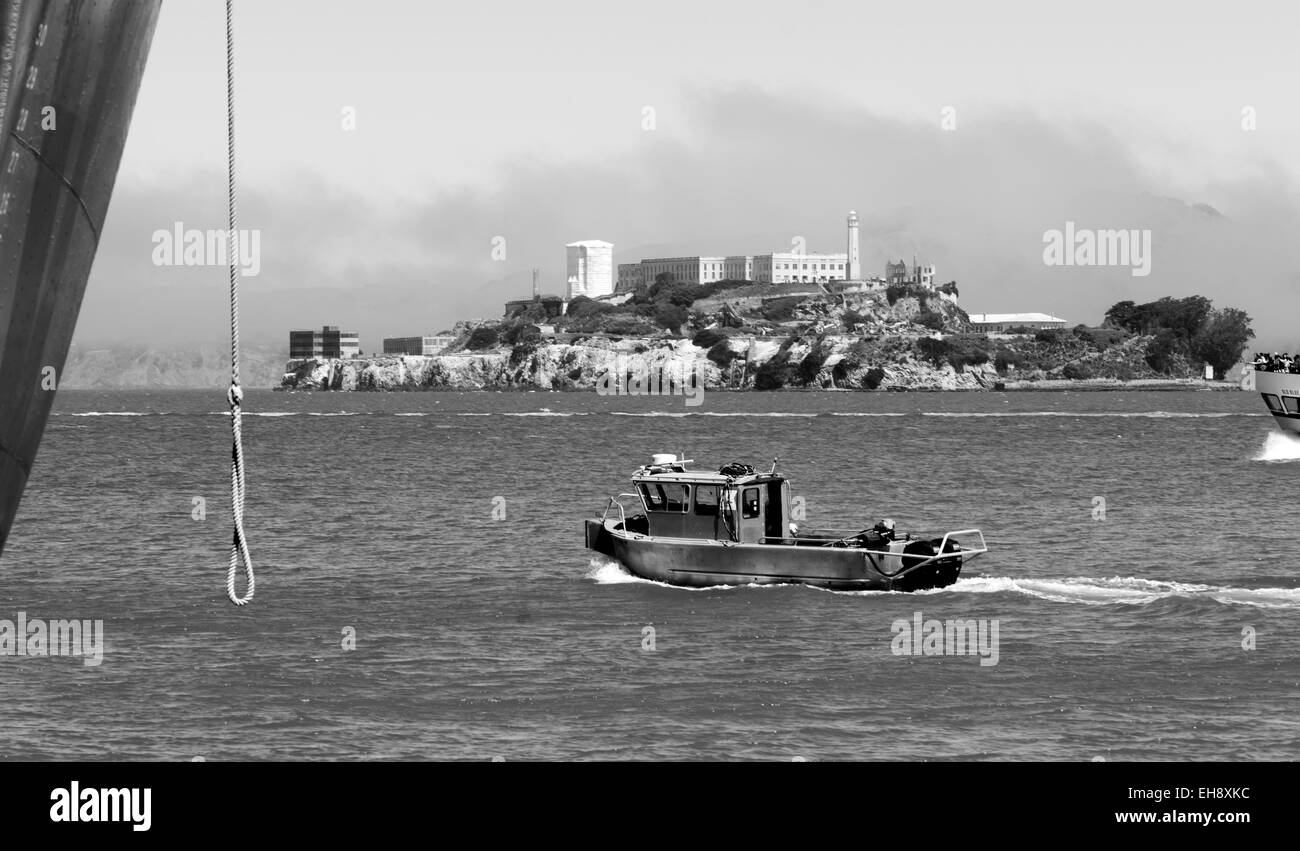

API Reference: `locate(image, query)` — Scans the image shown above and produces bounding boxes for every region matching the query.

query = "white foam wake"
[936,576,1300,608]
[921,411,1241,419]
[585,564,1300,607]
[1254,431,1300,462]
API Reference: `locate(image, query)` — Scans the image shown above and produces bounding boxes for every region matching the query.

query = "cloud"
[77,87,1300,350]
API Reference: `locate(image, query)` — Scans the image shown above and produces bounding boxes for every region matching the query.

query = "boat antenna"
[770,456,779,474]
[224,0,255,606]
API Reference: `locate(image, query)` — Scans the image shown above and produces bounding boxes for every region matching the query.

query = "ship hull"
[0,0,161,556]
[585,519,963,592]
[1254,370,1300,436]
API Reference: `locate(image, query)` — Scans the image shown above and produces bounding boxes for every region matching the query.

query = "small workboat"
[585,454,988,591]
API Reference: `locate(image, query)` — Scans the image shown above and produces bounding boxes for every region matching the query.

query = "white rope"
[225,0,254,605]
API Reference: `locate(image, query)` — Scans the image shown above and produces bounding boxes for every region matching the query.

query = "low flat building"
[383,335,455,356]
[968,313,1068,333]
[504,295,567,318]
[290,325,359,359]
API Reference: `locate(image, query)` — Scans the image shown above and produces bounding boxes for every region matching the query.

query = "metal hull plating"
[0,0,161,556]
[585,519,963,592]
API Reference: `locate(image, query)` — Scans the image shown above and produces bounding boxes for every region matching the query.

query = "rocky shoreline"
[278,338,1242,393]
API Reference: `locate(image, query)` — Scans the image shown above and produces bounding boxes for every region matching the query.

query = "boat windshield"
[639,482,690,512]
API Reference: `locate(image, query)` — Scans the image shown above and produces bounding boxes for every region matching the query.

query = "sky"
[74,0,1300,351]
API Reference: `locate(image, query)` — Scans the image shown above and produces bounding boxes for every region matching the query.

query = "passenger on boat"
[858,518,897,551]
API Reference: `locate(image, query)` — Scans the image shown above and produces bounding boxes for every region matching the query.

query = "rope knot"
[227,382,243,408]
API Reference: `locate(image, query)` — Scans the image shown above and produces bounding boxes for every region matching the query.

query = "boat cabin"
[630,456,791,544]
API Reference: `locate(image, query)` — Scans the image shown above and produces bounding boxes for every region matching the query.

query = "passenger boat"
[585,454,988,591]
[1252,359,1300,436]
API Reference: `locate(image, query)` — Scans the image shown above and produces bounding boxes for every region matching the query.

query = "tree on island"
[1104,295,1253,378]
[1193,307,1254,379]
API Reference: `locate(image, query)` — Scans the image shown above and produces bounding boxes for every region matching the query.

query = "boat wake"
[1254,431,1300,462]
[587,561,1300,608]
[913,576,1300,608]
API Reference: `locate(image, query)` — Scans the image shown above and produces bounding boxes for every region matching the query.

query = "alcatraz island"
[280,212,1254,393]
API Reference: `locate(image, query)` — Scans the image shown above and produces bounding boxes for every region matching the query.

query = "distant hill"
[62,343,287,389]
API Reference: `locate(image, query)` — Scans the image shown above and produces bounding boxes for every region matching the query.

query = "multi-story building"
[289,326,359,359]
[633,256,729,287]
[383,335,456,356]
[723,255,753,281]
[565,240,614,299]
[616,262,646,293]
[752,252,848,284]
[886,259,937,287]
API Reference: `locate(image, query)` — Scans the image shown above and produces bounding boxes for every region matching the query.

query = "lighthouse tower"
[846,210,861,281]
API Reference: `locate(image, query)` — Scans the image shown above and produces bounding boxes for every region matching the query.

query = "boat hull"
[0,0,162,557]
[585,519,962,592]
[1254,370,1300,436]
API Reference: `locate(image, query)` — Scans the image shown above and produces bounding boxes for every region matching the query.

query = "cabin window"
[741,487,761,519]
[639,482,690,513]
[1284,396,1300,414]
[694,484,719,516]
[1263,393,1285,413]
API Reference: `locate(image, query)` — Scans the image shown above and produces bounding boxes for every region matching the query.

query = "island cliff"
[281,285,1235,392]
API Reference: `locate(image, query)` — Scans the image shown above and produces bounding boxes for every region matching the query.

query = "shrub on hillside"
[915,310,946,331]
[466,326,500,349]
[754,355,791,390]
[1061,361,1092,380]
[707,340,739,368]
[654,303,688,334]
[864,366,886,389]
[796,344,830,385]
[1034,328,1070,344]
[761,296,805,323]
[692,328,727,349]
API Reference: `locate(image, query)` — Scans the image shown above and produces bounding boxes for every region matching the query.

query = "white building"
[968,313,1068,333]
[566,240,614,299]
[635,256,729,286]
[752,252,848,284]
[724,255,753,281]
[383,335,456,356]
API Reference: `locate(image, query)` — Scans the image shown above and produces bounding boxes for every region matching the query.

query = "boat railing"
[876,529,989,578]
[768,528,989,576]
[599,493,645,529]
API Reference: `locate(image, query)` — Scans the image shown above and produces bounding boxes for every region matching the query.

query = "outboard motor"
[894,537,963,591]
